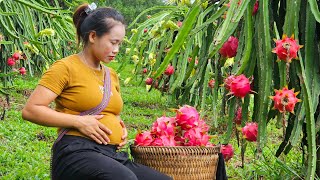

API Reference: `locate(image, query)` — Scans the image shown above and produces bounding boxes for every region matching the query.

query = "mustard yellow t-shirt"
[39,54,124,145]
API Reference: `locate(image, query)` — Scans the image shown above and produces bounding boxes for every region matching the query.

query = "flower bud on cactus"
[242,122,258,142]
[219,36,239,58]
[272,34,303,63]
[221,144,234,161]
[270,87,301,113]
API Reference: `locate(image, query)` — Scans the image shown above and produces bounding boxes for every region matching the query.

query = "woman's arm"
[22,85,112,145]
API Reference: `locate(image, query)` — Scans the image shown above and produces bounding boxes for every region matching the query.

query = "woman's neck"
[80,49,101,70]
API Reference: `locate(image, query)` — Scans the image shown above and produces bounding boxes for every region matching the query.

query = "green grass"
[0,61,304,179]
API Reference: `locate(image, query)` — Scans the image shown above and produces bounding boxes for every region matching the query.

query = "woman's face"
[91,22,125,64]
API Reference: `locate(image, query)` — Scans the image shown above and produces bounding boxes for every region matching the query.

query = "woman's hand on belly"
[74,115,112,145]
[117,120,128,149]
[98,115,124,145]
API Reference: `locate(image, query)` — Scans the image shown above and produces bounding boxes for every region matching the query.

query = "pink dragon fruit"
[176,105,200,130]
[224,75,235,90]
[270,87,301,113]
[183,127,210,146]
[242,122,258,142]
[229,74,252,98]
[174,136,185,146]
[221,144,234,161]
[151,116,176,136]
[272,34,303,63]
[134,131,153,146]
[151,135,176,146]
[219,36,239,58]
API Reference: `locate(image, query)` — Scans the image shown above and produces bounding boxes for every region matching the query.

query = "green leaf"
[153,5,201,78]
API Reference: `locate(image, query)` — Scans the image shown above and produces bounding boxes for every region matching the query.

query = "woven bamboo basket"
[130,145,220,180]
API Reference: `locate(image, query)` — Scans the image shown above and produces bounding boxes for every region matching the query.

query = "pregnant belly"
[66,114,123,145]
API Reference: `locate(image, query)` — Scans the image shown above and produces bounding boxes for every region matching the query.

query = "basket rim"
[130,145,221,149]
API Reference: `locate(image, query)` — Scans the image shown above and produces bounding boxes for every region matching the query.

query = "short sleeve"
[108,67,120,93]
[39,60,69,95]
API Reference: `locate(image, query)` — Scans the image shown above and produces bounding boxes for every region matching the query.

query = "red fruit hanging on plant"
[208,79,215,89]
[142,68,148,74]
[229,74,252,98]
[221,144,234,161]
[177,21,183,28]
[144,28,148,33]
[272,34,303,63]
[219,36,239,58]
[242,122,258,142]
[270,87,301,113]
[19,67,27,75]
[7,57,15,66]
[145,77,153,85]
[12,52,21,60]
[164,65,174,76]
[252,1,259,15]
[234,107,242,125]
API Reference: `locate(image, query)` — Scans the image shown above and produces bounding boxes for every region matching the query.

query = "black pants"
[51,135,172,180]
